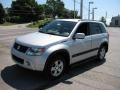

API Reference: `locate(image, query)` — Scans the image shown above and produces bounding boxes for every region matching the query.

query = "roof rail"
[78,19,100,22]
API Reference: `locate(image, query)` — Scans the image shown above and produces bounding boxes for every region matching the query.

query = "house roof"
[112,15,120,19]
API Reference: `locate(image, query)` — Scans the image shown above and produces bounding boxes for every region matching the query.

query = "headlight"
[26,48,45,56]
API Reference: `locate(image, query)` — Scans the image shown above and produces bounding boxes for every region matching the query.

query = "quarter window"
[99,23,106,33]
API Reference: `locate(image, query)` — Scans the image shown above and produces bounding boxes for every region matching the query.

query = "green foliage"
[100,16,107,26]
[2,0,79,24]
[0,22,16,26]
[46,0,64,17]
[62,9,78,18]
[9,0,43,23]
[39,18,53,28]
[5,15,22,23]
[27,18,53,28]
[0,3,5,24]
[9,16,21,23]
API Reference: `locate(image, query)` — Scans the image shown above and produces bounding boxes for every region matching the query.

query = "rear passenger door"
[89,22,104,55]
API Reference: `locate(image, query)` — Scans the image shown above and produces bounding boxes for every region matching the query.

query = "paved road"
[0,27,120,90]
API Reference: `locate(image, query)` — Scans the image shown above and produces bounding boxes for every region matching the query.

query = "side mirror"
[74,33,85,39]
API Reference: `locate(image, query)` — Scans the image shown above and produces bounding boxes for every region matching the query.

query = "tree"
[62,9,78,18]
[46,0,64,18]
[9,0,43,23]
[62,9,70,18]
[69,10,78,18]
[100,16,107,26]
[0,3,5,23]
[39,4,53,18]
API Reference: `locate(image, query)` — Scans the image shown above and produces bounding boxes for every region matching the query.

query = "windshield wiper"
[47,32,57,35]
[39,30,57,36]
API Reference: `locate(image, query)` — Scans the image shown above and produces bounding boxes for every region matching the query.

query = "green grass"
[0,22,16,26]
[27,18,53,28]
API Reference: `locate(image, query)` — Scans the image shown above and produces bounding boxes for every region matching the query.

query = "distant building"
[110,15,120,27]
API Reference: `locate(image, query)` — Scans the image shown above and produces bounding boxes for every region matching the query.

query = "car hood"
[16,32,68,47]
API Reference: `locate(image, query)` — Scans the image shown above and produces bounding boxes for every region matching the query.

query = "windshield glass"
[39,20,77,37]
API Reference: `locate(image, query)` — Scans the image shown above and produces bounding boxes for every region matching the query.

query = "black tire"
[44,55,66,79]
[97,46,106,60]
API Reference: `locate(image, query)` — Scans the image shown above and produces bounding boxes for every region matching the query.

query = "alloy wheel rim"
[100,47,106,60]
[51,60,64,77]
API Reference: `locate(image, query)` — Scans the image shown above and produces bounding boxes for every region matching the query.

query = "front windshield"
[39,20,77,37]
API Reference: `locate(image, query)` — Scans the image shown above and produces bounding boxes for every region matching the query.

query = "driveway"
[0,27,120,90]
[0,23,31,30]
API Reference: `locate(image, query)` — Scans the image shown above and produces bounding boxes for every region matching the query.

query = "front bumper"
[11,48,46,71]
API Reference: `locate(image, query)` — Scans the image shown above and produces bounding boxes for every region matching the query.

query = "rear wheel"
[44,55,66,79]
[97,46,106,60]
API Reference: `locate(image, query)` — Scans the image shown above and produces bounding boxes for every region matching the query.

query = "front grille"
[12,54,24,64]
[14,43,29,53]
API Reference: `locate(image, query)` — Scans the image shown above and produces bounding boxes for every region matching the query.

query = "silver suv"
[11,19,109,78]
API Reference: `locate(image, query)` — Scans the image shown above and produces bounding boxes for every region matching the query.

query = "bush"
[5,16,11,22]
[9,16,21,23]
[38,18,52,28]
[27,18,53,28]
[0,18,5,24]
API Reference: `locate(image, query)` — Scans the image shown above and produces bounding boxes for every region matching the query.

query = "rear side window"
[90,23,102,35]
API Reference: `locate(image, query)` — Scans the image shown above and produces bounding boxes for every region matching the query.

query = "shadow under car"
[1,58,106,90]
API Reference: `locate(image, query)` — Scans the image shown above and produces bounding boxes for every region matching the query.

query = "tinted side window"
[76,23,90,36]
[99,23,106,33]
[90,23,102,35]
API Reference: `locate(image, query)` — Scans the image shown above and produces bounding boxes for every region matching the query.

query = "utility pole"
[92,7,97,20]
[88,1,94,20]
[105,11,107,24]
[74,0,75,18]
[105,11,107,19]
[80,0,83,19]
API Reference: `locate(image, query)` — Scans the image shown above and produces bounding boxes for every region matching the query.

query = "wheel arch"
[100,42,108,52]
[44,49,70,70]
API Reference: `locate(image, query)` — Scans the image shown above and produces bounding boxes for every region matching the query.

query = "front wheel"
[44,55,66,79]
[97,46,106,60]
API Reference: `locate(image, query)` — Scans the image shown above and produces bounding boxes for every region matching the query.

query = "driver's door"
[69,22,92,64]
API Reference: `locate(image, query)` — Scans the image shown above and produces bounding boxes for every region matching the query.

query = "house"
[110,15,120,27]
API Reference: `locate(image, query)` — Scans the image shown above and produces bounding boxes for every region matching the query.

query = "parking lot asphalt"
[0,27,120,90]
